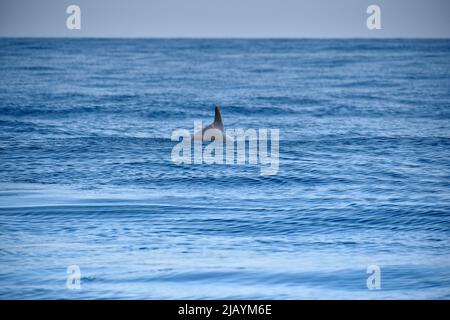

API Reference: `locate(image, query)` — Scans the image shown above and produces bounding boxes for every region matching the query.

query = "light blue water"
[0,39,449,299]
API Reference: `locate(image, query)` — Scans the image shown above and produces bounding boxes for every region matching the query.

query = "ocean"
[0,38,449,299]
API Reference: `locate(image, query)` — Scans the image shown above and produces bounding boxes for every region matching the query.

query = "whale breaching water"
[171,106,280,175]
[193,106,225,141]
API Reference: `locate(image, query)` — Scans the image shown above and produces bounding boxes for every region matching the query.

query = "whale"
[171,106,280,175]
[193,106,227,141]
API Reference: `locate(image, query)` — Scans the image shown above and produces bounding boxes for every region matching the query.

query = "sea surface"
[0,38,449,299]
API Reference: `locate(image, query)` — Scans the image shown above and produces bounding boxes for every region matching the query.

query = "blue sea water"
[0,38,449,299]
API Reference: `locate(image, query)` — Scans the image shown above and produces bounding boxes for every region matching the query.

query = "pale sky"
[0,0,449,38]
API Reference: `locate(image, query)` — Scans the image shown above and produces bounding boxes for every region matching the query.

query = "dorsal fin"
[214,106,223,126]
[214,106,223,129]
[196,106,225,140]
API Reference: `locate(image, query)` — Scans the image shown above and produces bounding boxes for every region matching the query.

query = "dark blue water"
[0,38,449,299]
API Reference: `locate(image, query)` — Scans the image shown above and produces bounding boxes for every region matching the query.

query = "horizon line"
[1,36,450,40]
